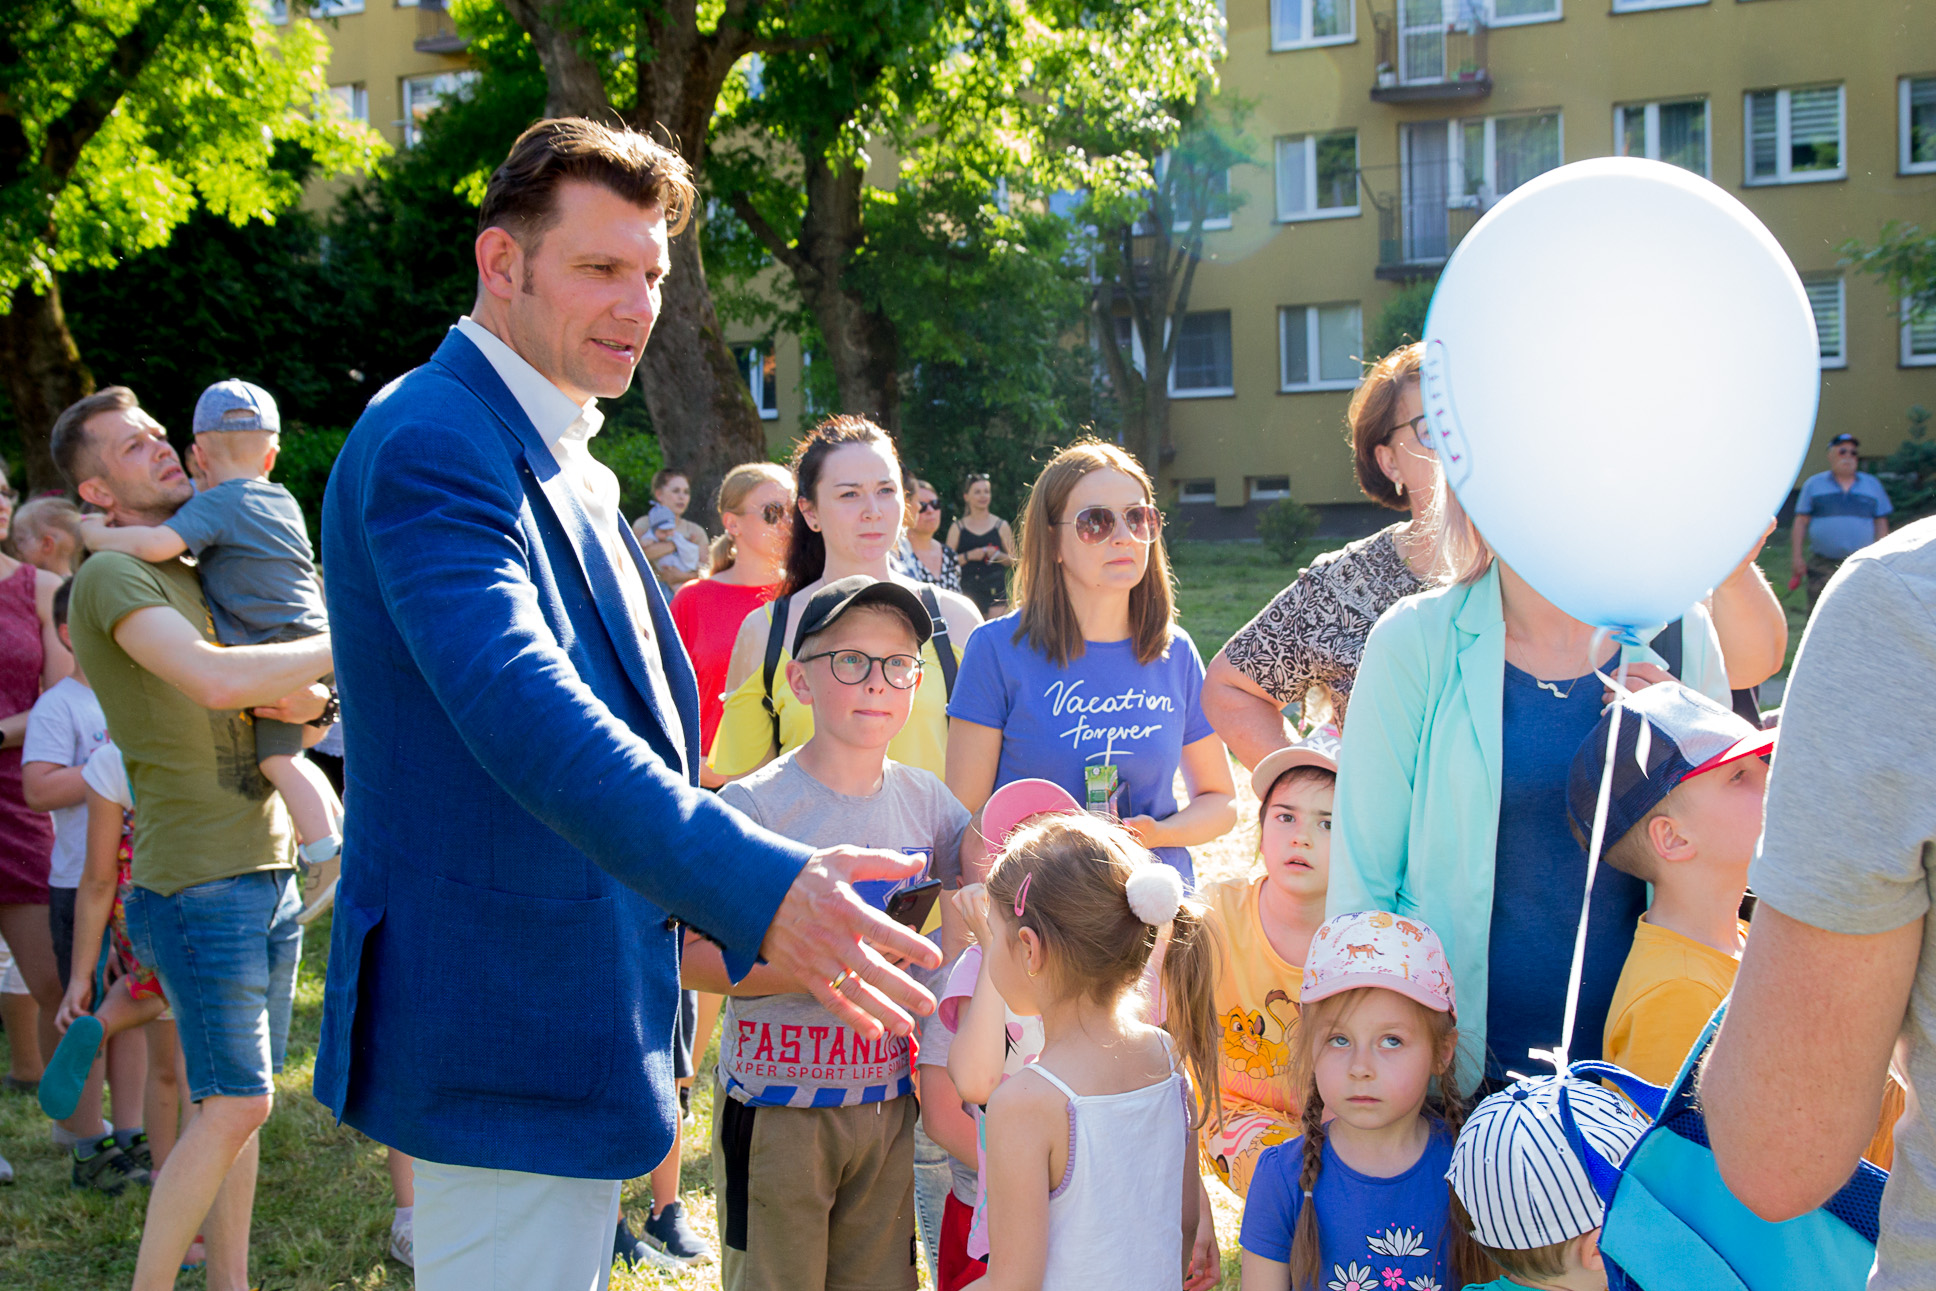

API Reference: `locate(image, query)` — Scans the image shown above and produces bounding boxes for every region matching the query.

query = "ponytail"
[1288,1078,1328,1291]
[1160,899,1225,1135]
[708,533,737,574]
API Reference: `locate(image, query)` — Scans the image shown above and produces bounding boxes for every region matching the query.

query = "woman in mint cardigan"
[1327,553,1732,1092]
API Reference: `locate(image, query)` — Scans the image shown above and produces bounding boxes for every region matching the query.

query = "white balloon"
[1420,156,1818,633]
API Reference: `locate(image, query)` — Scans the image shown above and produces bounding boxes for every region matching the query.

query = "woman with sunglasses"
[896,478,961,592]
[712,418,983,782]
[946,439,1235,887]
[947,473,1014,616]
[670,462,794,775]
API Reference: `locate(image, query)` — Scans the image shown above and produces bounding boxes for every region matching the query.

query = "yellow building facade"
[1171,0,1936,520]
[281,0,475,156]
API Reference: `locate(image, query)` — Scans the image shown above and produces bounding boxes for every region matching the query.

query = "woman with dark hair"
[710,417,982,781]
[945,439,1234,887]
[895,478,961,592]
[946,473,1014,616]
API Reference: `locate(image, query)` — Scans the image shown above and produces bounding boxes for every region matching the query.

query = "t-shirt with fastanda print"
[716,750,969,1108]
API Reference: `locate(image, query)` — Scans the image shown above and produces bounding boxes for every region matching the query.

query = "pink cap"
[1249,724,1341,801]
[982,778,1085,846]
[1303,910,1456,1019]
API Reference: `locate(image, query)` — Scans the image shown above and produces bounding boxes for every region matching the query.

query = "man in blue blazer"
[318,119,938,1291]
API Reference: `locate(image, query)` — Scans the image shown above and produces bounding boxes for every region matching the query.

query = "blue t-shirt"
[1796,470,1893,561]
[1241,1127,1455,1289]
[948,616,1213,884]
[1485,664,1647,1082]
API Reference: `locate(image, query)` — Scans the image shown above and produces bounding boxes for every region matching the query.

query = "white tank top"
[1026,1048,1189,1290]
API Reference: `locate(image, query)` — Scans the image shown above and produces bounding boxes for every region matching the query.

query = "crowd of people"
[0,114,1929,1291]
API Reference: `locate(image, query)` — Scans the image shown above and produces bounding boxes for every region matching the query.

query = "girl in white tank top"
[958,813,1227,1290]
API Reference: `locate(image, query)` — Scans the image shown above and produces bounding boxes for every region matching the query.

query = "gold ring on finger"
[828,969,854,995]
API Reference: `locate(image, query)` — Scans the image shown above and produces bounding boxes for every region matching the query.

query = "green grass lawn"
[1170,538,1325,658]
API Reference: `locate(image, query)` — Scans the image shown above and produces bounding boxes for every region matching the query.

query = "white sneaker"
[0,1151,14,1184]
[389,1216,414,1267]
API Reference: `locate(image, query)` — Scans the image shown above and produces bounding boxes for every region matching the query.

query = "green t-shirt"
[70,552,292,896]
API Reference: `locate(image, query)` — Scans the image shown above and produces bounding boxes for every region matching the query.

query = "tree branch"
[498,0,613,118]
[25,0,198,185]
[725,188,813,284]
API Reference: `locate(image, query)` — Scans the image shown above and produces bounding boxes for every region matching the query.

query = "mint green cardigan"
[1327,563,1731,1088]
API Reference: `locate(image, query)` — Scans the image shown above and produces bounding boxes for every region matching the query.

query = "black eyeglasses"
[916,499,941,514]
[1390,412,1432,442]
[741,501,789,526]
[1056,503,1163,545]
[798,649,925,689]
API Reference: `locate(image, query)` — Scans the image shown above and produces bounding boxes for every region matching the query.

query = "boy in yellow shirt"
[1566,683,1774,1087]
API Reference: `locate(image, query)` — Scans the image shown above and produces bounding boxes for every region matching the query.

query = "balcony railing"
[1370,1,1491,103]
[1361,166,1485,278]
[414,0,468,54]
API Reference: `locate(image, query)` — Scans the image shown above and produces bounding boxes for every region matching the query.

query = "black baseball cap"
[1828,433,1860,448]
[794,575,933,650]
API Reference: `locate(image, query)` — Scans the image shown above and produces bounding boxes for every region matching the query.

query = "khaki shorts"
[714,1082,918,1291]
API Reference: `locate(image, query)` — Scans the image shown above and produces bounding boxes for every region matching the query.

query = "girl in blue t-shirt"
[945,439,1235,886]
[1239,911,1494,1291]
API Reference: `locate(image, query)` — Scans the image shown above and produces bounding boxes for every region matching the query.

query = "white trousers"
[413,1157,623,1291]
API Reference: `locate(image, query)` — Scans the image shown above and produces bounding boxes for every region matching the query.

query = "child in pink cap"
[1237,911,1495,1291]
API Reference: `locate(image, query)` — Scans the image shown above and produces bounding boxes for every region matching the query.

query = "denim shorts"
[124,870,302,1102]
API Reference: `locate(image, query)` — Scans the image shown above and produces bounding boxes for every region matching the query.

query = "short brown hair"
[478,118,698,253]
[1012,439,1176,667]
[51,387,140,489]
[1451,1196,1571,1282]
[1347,341,1424,510]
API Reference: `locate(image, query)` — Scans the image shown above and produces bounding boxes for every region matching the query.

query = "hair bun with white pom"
[1124,863,1185,926]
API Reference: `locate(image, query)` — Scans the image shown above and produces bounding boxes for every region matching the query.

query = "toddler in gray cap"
[79,379,341,918]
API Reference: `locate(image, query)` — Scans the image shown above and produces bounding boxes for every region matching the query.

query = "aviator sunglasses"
[1056,503,1164,545]
[743,501,790,526]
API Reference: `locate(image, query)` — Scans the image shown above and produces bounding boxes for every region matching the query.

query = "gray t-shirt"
[716,752,968,1108]
[164,477,328,646]
[1749,517,1936,1289]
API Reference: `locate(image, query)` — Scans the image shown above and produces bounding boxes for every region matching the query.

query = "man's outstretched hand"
[762,847,942,1039]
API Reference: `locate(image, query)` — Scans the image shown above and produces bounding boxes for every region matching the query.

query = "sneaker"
[52,1119,111,1149]
[0,1151,13,1185]
[298,854,339,925]
[114,1128,152,1176]
[613,1215,681,1271]
[679,1083,693,1125]
[389,1215,414,1268]
[72,1135,144,1196]
[643,1200,711,1265]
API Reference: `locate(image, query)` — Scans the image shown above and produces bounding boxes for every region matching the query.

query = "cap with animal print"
[1301,910,1456,1019]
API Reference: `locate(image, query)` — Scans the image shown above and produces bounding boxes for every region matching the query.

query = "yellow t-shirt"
[1602,915,1746,1088]
[1197,875,1306,1195]
[708,602,960,781]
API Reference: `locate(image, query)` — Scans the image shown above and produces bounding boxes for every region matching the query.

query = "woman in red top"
[670,461,793,779]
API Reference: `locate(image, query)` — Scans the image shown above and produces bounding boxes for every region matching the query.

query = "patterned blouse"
[895,535,962,593]
[1221,523,1428,729]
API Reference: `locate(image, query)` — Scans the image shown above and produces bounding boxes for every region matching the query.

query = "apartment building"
[1169,0,1935,527]
[277,0,476,155]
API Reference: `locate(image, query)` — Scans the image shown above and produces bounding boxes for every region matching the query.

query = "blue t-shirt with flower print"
[1240,1127,1456,1291]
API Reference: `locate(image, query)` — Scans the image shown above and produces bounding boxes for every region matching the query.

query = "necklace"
[1534,675,1581,700]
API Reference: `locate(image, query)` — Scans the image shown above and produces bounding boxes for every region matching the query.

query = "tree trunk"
[0,276,95,496]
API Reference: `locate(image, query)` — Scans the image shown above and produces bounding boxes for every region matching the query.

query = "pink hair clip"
[1013,873,1032,918]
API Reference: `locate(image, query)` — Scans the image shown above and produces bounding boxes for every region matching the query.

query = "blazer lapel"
[430,330,684,765]
[1453,565,1506,806]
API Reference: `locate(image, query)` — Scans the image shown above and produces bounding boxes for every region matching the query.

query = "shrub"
[1879,404,1936,519]
[1258,495,1320,563]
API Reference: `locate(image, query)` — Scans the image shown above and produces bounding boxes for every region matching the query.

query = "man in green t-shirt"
[53,385,334,1291]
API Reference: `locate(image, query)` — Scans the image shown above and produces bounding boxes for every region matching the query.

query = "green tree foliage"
[1879,404,1936,519]
[1841,222,1936,323]
[1368,278,1435,363]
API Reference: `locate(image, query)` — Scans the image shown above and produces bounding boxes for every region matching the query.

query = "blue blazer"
[315,329,810,1179]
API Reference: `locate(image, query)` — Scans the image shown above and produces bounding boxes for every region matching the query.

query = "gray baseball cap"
[192,379,281,435]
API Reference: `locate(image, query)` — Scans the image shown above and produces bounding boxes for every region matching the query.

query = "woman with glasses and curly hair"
[945,439,1235,888]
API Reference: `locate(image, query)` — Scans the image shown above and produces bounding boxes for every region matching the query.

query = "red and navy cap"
[1566,682,1775,847]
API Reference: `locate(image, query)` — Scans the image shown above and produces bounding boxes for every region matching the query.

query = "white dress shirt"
[456,316,686,760]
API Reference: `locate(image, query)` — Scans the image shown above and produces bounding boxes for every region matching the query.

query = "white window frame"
[396,0,421,7]
[1177,478,1218,505]
[1485,0,1563,29]
[1611,0,1705,11]
[1274,132,1360,223]
[1448,111,1566,206]
[1249,476,1293,502]
[1744,84,1847,186]
[1902,76,1936,175]
[328,82,369,124]
[734,345,780,420]
[311,0,364,14]
[1270,0,1355,51]
[1805,276,1847,370]
[1613,98,1711,177]
[1278,303,1364,393]
[400,71,478,148]
[1168,310,1236,399]
[1903,299,1936,368]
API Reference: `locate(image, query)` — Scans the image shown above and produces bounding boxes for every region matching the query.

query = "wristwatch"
[305,688,340,730]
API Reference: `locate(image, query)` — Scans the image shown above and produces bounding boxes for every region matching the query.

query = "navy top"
[1484,664,1647,1082]
[1241,1125,1455,1288]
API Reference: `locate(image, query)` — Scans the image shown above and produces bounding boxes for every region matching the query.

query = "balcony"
[414,0,468,54]
[1370,1,1491,103]
[1361,167,1484,279]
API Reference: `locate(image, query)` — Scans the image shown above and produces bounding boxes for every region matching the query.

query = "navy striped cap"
[1446,1074,1647,1250]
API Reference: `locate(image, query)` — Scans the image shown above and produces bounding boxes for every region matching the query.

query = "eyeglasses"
[916,499,941,514]
[798,649,925,689]
[1390,413,1433,444]
[741,501,789,526]
[1056,504,1163,545]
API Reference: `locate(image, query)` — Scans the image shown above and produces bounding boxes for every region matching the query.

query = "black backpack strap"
[1651,616,1684,679]
[920,586,956,701]
[761,593,793,752]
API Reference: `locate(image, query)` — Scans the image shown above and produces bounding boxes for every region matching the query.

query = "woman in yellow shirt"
[710,416,982,780]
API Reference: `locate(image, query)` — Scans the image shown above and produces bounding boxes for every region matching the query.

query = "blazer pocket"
[421,876,616,1104]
